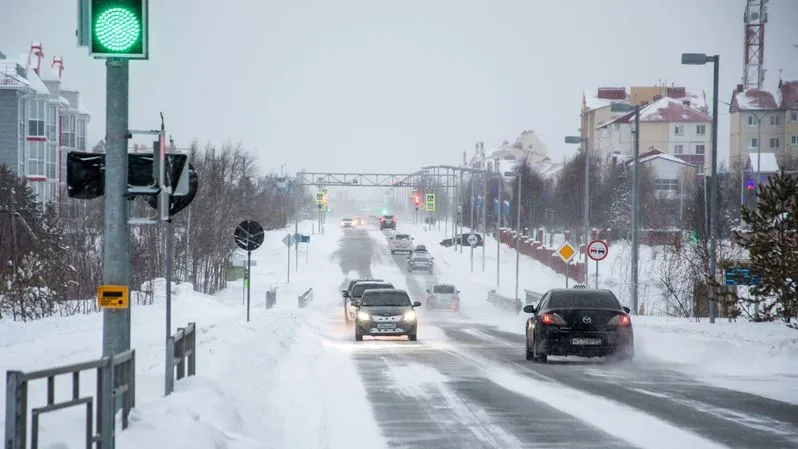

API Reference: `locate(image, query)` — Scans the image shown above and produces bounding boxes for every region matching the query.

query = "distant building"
[0,42,90,205]
[484,130,554,180]
[597,96,711,174]
[728,79,798,171]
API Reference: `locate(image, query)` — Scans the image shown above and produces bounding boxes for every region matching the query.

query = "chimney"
[683,99,691,107]
[736,84,744,93]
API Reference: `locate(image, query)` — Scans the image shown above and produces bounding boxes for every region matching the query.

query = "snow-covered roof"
[59,96,70,107]
[636,96,711,122]
[732,88,781,111]
[530,161,564,179]
[626,149,696,167]
[583,89,628,112]
[747,153,779,173]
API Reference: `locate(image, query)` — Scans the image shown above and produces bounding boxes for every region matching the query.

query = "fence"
[266,287,277,309]
[298,288,314,308]
[524,289,543,306]
[5,349,136,449]
[165,322,197,396]
[486,290,523,314]
[498,229,587,284]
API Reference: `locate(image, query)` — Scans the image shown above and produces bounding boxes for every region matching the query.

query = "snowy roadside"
[400,222,798,405]
[0,221,388,448]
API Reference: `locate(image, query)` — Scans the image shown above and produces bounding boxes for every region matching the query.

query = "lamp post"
[610,102,642,314]
[565,135,590,283]
[681,52,720,324]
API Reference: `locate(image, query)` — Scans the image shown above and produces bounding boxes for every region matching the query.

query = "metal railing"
[5,349,136,449]
[524,289,543,306]
[298,288,313,308]
[486,290,523,314]
[266,287,277,309]
[165,322,197,396]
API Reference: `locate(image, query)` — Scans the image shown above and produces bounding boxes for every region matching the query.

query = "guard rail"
[298,288,314,308]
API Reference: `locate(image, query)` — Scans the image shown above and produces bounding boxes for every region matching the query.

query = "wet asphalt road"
[333,227,798,449]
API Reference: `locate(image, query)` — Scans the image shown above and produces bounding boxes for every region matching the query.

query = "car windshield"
[342,218,352,221]
[383,215,394,220]
[412,254,430,260]
[352,283,393,297]
[396,234,410,240]
[548,292,621,309]
[360,292,412,307]
[433,285,455,294]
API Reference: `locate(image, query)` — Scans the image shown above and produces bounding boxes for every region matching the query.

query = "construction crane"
[742,0,768,90]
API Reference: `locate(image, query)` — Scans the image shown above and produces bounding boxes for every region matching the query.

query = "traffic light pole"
[103,58,131,358]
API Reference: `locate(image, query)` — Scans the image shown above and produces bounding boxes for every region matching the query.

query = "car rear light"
[540,313,567,326]
[608,314,632,326]
[392,217,397,222]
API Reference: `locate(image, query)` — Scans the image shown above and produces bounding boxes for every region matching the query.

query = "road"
[332,227,798,449]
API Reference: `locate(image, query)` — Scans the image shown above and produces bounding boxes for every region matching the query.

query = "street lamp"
[610,102,642,314]
[681,52,720,324]
[565,135,590,281]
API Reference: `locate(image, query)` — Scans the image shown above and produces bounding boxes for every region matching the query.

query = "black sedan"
[523,288,634,362]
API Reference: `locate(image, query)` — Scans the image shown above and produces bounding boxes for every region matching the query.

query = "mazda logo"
[582,316,592,324]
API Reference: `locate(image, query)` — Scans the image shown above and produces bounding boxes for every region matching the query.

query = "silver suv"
[390,233,414,254]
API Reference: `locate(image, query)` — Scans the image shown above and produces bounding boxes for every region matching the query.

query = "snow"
[0,220,386,449]
[399,221,798,405]
[630,151,696,166]
[747,152,779,173]
[734,88,781,111]
[636,96,711,122]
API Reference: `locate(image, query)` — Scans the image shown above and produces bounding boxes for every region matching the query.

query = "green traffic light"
[94,7,141,52]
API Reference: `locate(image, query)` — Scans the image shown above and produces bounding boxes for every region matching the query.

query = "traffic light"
[89,0,148,58]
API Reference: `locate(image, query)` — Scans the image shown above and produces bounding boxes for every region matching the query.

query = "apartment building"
[729,79,798,171]
[0,43,90,205]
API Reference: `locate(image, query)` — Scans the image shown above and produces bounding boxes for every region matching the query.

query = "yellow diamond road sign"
[556,242,576,263]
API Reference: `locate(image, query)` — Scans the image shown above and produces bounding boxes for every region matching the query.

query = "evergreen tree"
[608,166,632,235]
[736,169,798,321]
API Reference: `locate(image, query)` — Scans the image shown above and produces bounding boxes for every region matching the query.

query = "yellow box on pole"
[97,284,129,309]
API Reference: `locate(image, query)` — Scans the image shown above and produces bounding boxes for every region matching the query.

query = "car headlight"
[403,310,417,321]
[357,311,370,321]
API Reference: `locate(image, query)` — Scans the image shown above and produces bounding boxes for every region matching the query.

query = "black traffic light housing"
[89,0,149,59]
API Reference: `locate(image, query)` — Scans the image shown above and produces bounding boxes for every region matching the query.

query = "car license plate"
[572,338,602,345]
[376,323,396,329]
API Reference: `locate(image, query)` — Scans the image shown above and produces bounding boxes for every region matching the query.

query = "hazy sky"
[2,0,797,176]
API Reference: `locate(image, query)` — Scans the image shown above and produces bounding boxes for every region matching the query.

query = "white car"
[390,233,414,254]
[340,218,354,229]
[425,284,460,311]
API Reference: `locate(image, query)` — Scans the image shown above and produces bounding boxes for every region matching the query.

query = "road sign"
[315,192,325,204]
[297,234,311,243]
[234,220,265,251]
[467,233,479,247]
[556,242,577,263]
[724,267,763,286]
[97,284,129,309]
[587,240,609,261]
[282,233,294,247]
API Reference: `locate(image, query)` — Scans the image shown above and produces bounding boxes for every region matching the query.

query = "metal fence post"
[5,370,24,449]
[188,323,196,376]
[165,336,174,396]
[176,329,186,380]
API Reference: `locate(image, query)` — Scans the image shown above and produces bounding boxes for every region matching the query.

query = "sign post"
[556,241,577,288]
[282,233,294,283]
[467,233,479,272]
[586,240,609,288]
[234,220,265,322]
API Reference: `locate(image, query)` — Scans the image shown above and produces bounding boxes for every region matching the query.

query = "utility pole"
[583,137,590,277]
[103,58,131,357]
[496,170,502,288]
[482,169,487,272]
[515,166,522,302]
[631,104,641,315]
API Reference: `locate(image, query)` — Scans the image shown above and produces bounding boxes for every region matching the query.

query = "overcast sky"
[2,0,797,176]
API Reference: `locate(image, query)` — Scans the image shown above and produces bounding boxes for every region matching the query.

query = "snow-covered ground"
[398,221,798,405]
[0,221,386,449]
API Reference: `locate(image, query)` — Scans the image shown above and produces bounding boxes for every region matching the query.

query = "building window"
[770,115,780,126]
[749,138,758,149]
[77,118,87,151]
[791,135,798,146]
[655,179,679,191]
[47,106,57,141]
[748,115,756,126]
[614,123,620,131]
[696,124,706,136]
[28,100,45,137]
[674,144,684,154]
[695,144,705,155]
[674,124,683,136]
[791,111,798,122]
[770,138,780,149]
[61,114,76,148]
[47,143,57,180]
[696,164,704,174]
[27,141,46,177]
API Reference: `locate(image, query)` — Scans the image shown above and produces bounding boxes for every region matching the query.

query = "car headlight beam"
[357,311,370,321]
[404,311,417,321]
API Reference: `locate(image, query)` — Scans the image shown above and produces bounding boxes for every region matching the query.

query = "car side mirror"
[412,301,422,307]
[425,289,430,293]
[350,300,359,307]
[456,290,461,294]
[622,306,631,314]
[522,305,536,314]
[342,291,349,297]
